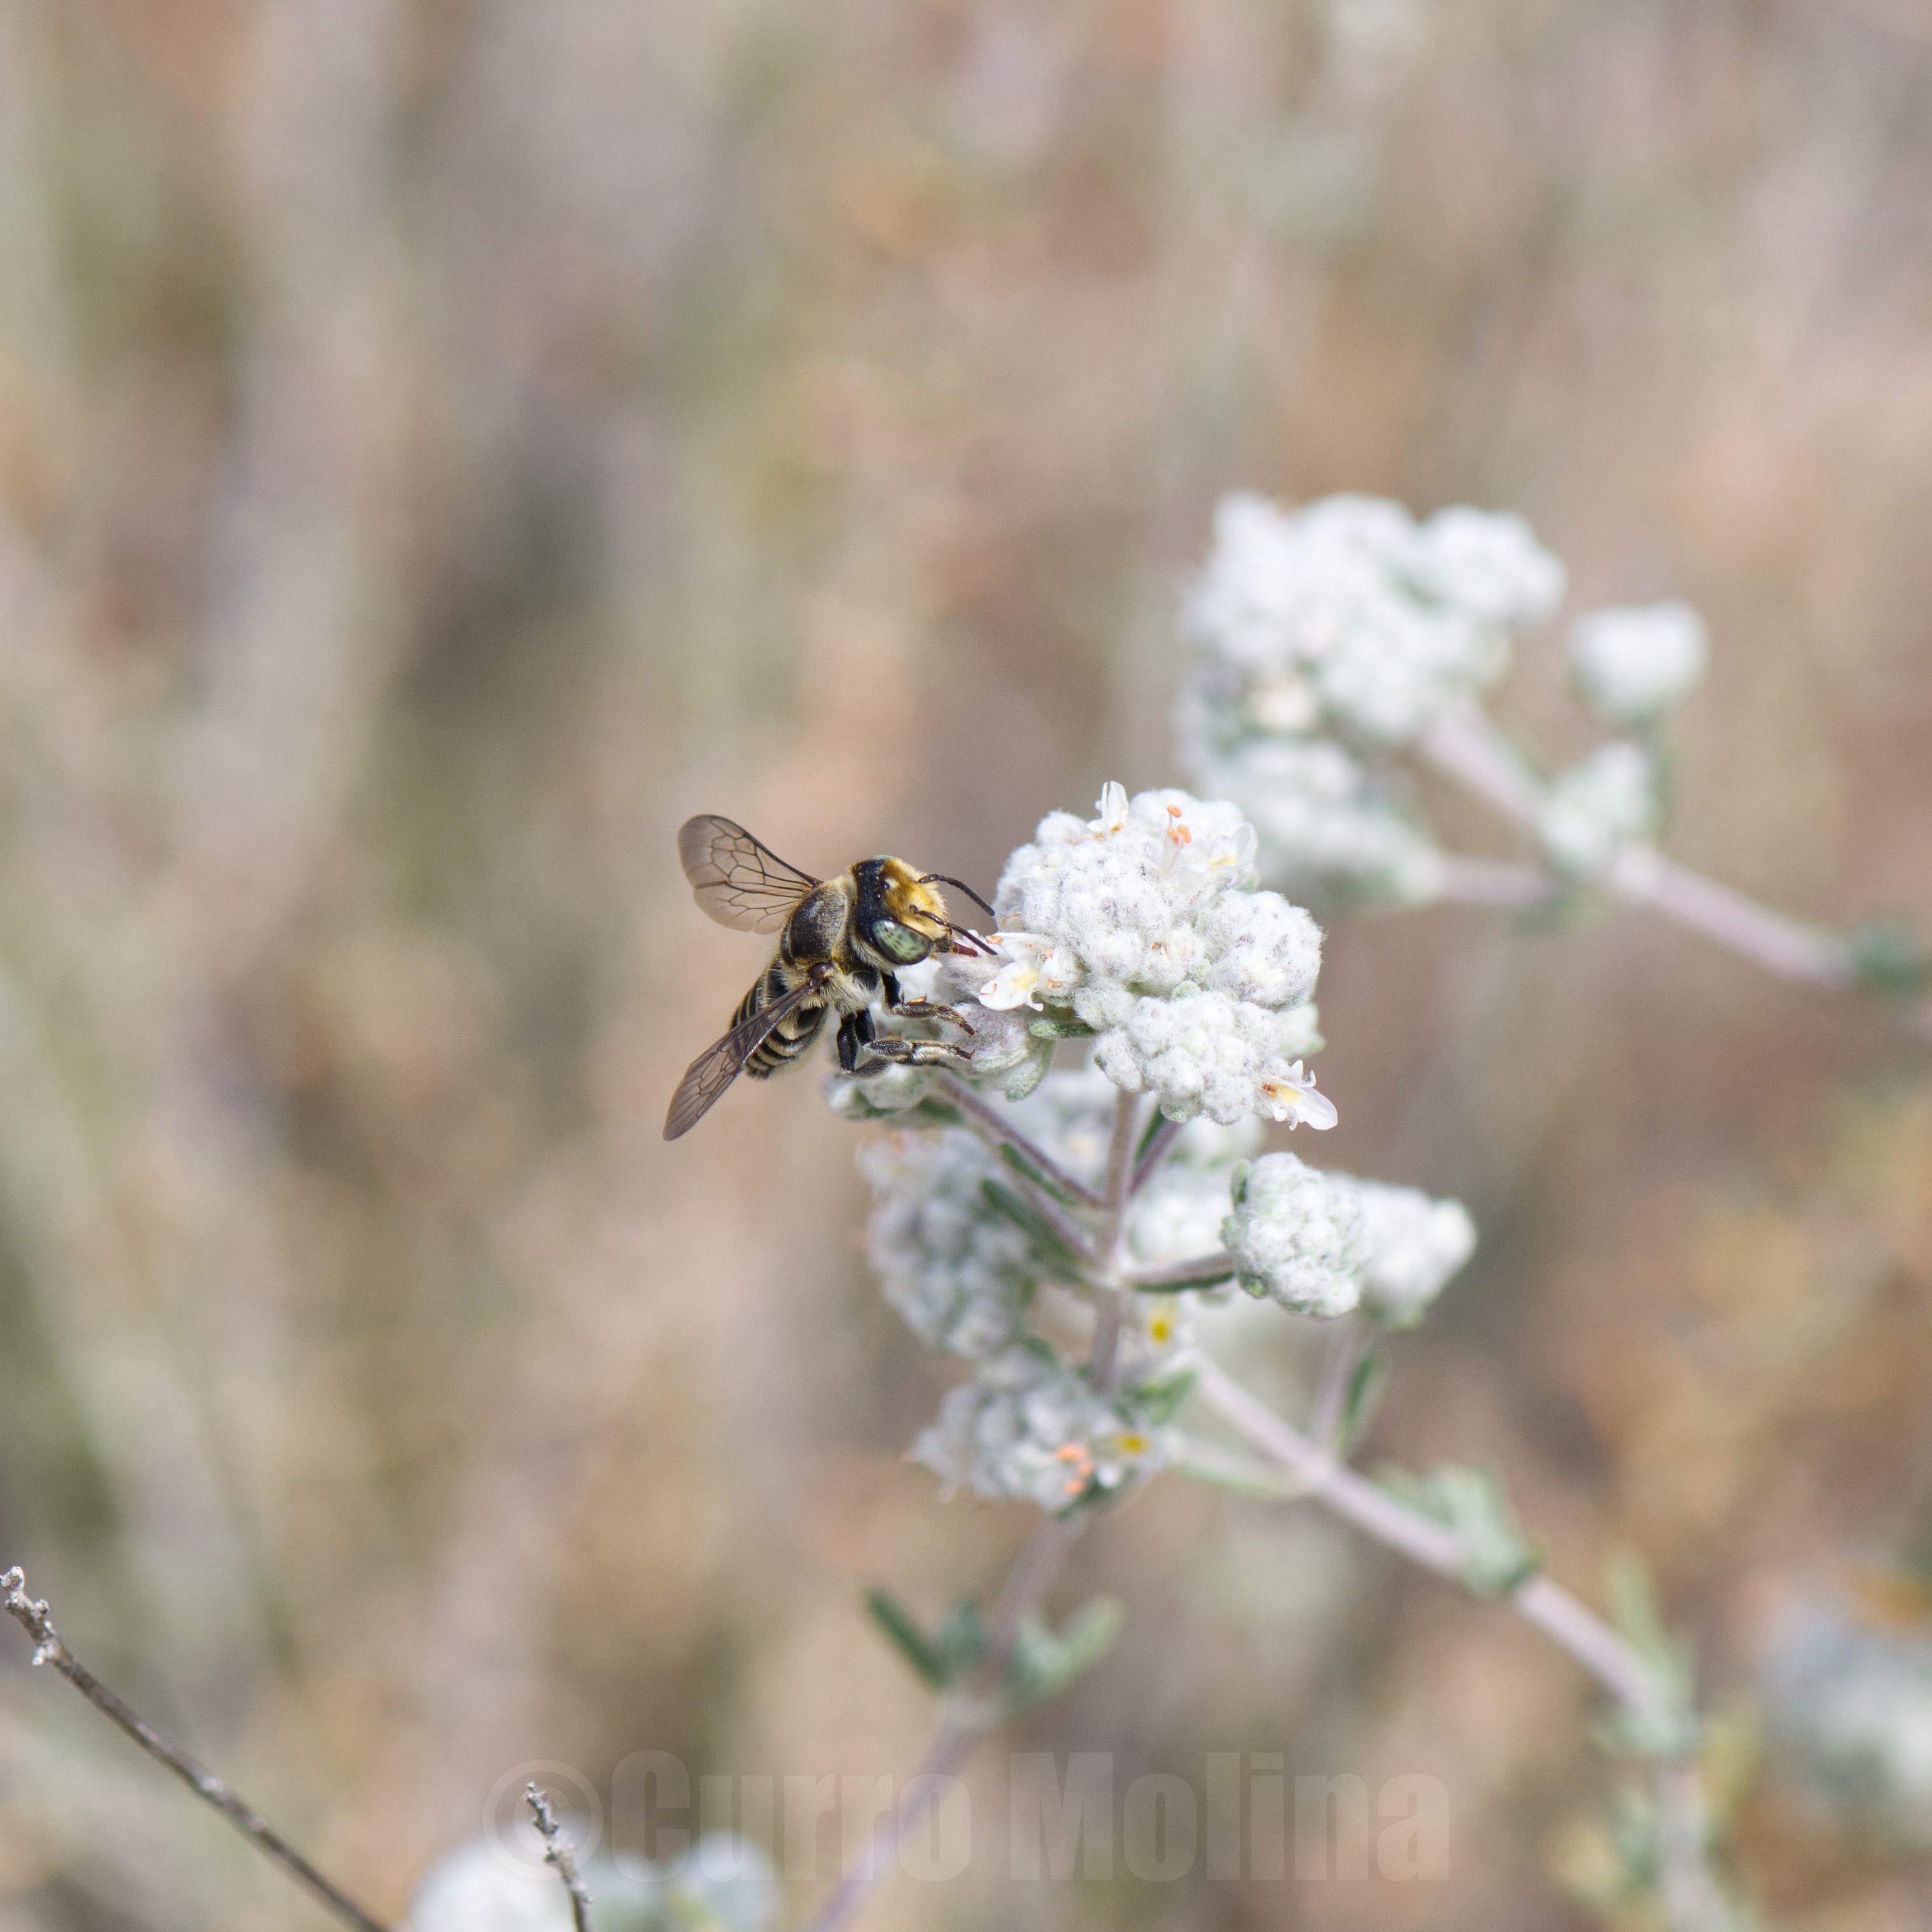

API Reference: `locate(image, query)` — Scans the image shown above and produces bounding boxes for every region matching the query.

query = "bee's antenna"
[920,874,998,921]
[941,921,998,956]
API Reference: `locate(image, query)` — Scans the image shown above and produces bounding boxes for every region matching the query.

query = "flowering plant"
[801,780,1733,1932]
[1175,490,1932,1023]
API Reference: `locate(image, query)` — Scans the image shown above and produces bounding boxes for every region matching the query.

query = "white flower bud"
[1221,1152,1365,1317]
[1567,601,1708,728]
[1536,741,1657,878]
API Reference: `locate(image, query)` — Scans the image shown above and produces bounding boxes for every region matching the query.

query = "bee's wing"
[663,977,820,1140]
[677,815,820,934]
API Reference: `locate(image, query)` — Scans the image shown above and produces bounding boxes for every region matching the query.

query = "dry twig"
[2,1566,392,1932]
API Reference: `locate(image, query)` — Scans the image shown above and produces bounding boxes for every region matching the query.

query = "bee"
[663,815,997,1140]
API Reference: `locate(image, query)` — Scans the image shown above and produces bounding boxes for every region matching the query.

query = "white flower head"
[1222,1152,1365,1318]
[1536,740,1659,878]
[984,784,1326,1127]
[1568,601,1709,729]
[912,1344,1168,1514]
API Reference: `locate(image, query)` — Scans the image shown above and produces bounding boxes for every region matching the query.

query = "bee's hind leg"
[860,1035,975,1070]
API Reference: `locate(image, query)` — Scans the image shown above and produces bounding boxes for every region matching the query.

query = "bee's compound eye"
[872,919,929,963]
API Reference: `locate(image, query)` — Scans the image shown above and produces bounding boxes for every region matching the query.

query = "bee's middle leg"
[837,1007,875,1073]
[888,998,976,1033]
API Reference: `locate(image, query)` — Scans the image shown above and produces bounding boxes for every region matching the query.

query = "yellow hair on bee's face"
[879,858,951,938]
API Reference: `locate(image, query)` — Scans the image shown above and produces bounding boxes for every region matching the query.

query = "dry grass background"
[3,0,1932,1927]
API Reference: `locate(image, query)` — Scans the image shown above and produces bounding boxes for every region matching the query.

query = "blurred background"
[3,0,1932,1926]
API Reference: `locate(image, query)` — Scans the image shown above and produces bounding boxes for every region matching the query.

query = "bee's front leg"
[878,970,975,1037]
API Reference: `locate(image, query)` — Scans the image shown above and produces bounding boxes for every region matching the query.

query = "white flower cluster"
[858,1129,1035,1358]
[911,1343,1170,1514]
[1763,1606,1932,1849]
[1568,601,1708,729]
[1346,1176,1477,1327]
[1184,493,1564,744]
[410,1828,776,1932]
[951,784,1335,1129]
[1536,741,1658,878]
[1220,1152,1475,1324]
[1178,490,1564,905]
[1190,732,1448,909]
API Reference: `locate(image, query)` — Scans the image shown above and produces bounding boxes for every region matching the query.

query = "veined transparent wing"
[663,977,819,1140]
[677,815,820,933]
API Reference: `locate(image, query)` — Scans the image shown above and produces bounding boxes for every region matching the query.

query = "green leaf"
[1379,1462,1541,1597]
[866,1588,949,1690]
[1003,1049,1054,1101]
[1028,1014,1096,1040]
[1000,1597,1124,1715]
[1126,1365,1196,1428]
[997,1139,1080,1208]
[980,1178,1084,1275]
[930,1597,986,1683]
[865,1589,986,1693]
[1592,1552,1700,1758]
[1338,1350,1385,1451]
[1847,913,1931,999]
[1130,1260,1236,1292]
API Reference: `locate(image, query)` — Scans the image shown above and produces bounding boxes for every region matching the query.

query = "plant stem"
[525,1785,594,1932]
[1420,708,1853,990]
[1122,1252,1237,1291]
[1186,1360,1742,1929]
[2,1568,392,1932]
[1187,1358,1665,1709]
[1129,1115,1184,1195]
[1086,1091,1143,1390]
[799,1516,1084,1932]
[934,1073,1104,1208]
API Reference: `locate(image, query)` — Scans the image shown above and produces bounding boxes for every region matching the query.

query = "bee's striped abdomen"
[741,958,828,1079]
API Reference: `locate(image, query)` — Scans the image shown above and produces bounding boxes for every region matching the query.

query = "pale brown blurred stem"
[2,1569,392,1932]
[1086,1091,1143,1390]
[1421,708,1865,993]
[799,1515,1085,1932]
[1187,1360,1742,1929]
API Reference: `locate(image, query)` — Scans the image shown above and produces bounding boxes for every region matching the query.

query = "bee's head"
[859,857,951,964]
